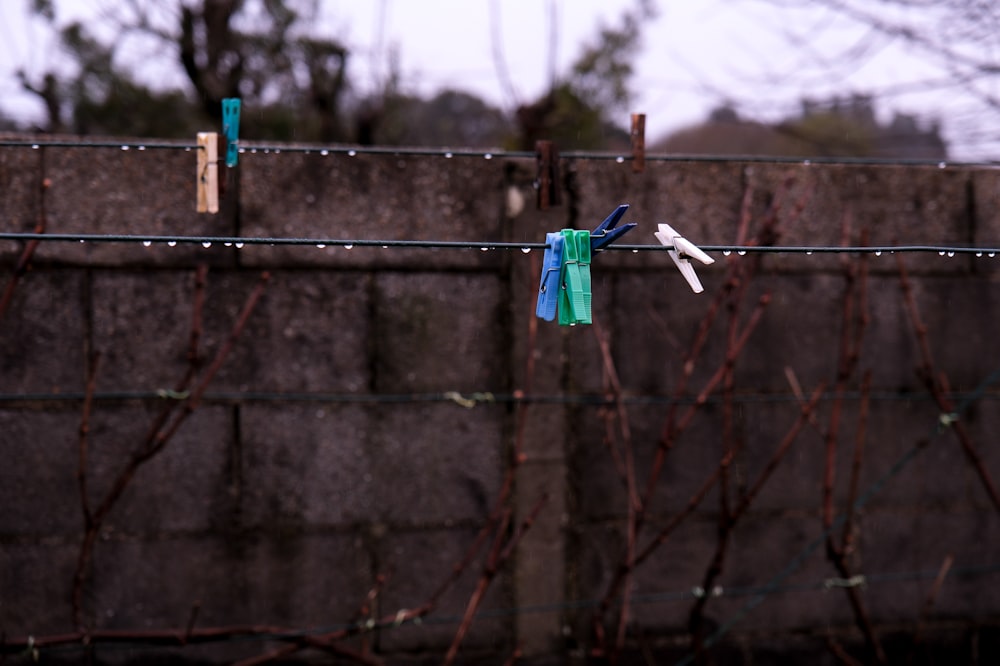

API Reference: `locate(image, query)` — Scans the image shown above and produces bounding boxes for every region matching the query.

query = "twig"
[911,553,954,656]
[0,169,49,323]
[897,256,1000,513]
[71,270,269,630]
[443,494,549,666]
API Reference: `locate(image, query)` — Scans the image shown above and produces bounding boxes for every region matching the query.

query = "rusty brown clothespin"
[631,113,646,173]
[535,140,561,209]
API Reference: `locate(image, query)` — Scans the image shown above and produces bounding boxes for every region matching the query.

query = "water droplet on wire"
[947,251,955,257]
[224,242,233,247]
[444,152,453,159]
[874,250,882,256]
[990,252,996,258]
[142,241,152,247]
[235,242,244,249]
[167,241,177,247]
[615,156,624,163]
[31,144,39,149]
[316,243,326,249]
[722,250,731,257]
[806,251,813,255]
[938,251,946,256]
[520,247,531,254]
[120,145,129,151]
[320,149,329,156]
[138,145,146,151]
[737,250,747,256]
[202,241,212,248]
[976,252,983,257]
[348,150,356,157]
[344,244,353,250]
[938,162,946,169]
[484,153,493,160]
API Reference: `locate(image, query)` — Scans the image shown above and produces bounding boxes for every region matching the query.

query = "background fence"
[2,137,1000,664]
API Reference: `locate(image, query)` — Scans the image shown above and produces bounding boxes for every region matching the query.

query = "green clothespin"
[558,229,593,325]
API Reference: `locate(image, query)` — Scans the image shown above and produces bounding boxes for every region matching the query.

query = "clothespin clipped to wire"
[654,223,715,293]
[630,113,646,173]
[222,98,241,167]
[590,204,636,252]
[558,229,592,326]
[536,232,565,321]
[196,132,219,213]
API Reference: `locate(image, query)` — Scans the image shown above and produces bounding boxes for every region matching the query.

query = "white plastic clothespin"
[654,223,715,293]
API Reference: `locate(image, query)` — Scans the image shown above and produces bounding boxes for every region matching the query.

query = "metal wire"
[3,232,1000,256]
[2,138,999,167]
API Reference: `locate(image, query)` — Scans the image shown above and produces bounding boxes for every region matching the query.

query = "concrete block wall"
[1,138,1000,664]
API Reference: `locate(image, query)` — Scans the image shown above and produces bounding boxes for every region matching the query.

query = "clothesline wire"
[15,561,1000,657]
[2,232,1000,256]
[0,138,996,168]
[1,389,996,407]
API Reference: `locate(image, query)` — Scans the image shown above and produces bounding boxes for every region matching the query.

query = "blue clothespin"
[536,232,565,321]
[558,229,592,326]
[222,98,241,167]
[591,204,636,252]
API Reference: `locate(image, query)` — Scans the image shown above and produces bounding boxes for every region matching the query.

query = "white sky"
[0,0,994,158]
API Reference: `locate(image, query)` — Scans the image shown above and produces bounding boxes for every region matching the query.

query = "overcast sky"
[0,0,994,158]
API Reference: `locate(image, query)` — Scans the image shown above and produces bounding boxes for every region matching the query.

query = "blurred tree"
[17,0,352,141]
[514,0,655,150]
[655,97,947,158]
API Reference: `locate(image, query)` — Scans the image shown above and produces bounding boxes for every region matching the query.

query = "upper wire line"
[2,138,1000,168]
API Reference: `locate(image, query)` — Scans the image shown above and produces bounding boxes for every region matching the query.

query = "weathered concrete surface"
[2,138,1000,664]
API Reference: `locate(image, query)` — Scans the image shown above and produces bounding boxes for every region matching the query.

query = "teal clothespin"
[557,229,593,326]
[222,98,241,167]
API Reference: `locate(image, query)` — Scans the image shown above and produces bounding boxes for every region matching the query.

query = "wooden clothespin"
[196,132,219,214]
[631,113,646,173]
[535,140,561,210]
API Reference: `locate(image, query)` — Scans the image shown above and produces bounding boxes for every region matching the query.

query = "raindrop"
[737,250,747,256]
[251,148,257,154]
[320,149,329,156]
[79,239,85,244]
[802,159,811,166]
[874,250,882,256]
[806,251,813,256]
[316,243,326,249]
[938,251,946,256]
[484,153,493,160]
[274,148,281,154]
[167,241,177,247]
[632,249,639,254]
[202,241,212,248]
[263,149,270,154]
[990,252,996,258]
[120,145,129,151]
[937,162,947,169]
[382,245,388,249]
[344,244,353,250]
[31,144,39,149]
[615,156,625,163]
[976,252,983,257]
[520,247,531,254]
[224,242,233,247]
[142,241,152,247]
[947,251,955,257]
[235,242,245,249]
[348,149,357,157]
[722,250,732,256]
[444,152,453,159]
[137,145,146,151]
[239,148,246,154]
[184,147,191,152]
[480,246,490,251]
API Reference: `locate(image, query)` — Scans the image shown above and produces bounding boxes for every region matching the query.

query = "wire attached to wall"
[2,232,1000,257]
